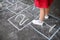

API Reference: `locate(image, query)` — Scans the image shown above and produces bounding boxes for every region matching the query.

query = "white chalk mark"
[49,24,56,32]
[14,1,17,10]
[14,1,23,10]
[30,25,49,39]
[14,14,25,20]
[7,6,32,30]
[7,1,30,14]
[49,28,60,40]
[14,14,29,26]
[14,1,29,10]
[6,0,13,5]
[8,15,32,31]
[18,21,32,31]
[19,19,29,25]
[30,24,60,40]
[8,15,16,20]
[44,22,57,32]
[15,5,31,15]
[8,16,20,30]
[32,6,35,10]
[44,22,52,27]
[7,7,16,13]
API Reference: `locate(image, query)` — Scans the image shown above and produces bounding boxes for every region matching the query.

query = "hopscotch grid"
[7,6,33,31]
[3,1,13,9]
[6,4,30,15]
[29,25,49,39]
[49,27,60,40]
[18,15,40,31]
[27,15,60,40]
[8,19,20,30]
[29,24,60,40]
[7,3,31,15]
[7,0,29,8]
[15,5,32,15]
[6,0,30,14]
[13,1,29,10]
[8,11,60,40]
[8,15,20,30]
[44,22,56,32]
[8,15,32,31]
[6,0,17,8]
[7,0,60,40]
[8,15,26,31]
[7,5,32,31]
[7,10,39,31]
[28,16,49,39]
[30,22,59,40]
[8,12,35,31]
[14,15,58,40]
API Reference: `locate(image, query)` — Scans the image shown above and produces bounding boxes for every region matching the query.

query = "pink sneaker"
[32,20,44,26]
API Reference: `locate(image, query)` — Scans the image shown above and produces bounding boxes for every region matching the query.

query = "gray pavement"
[0,0,60,40]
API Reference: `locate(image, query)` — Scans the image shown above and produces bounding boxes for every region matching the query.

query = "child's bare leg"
[39,8,45,21]
[44,8,50,19]
[45,8,49,16]
[32,8,45,25]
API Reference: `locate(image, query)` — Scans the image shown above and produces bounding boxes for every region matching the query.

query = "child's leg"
[39,8,45,21]
[45,8,49,16]
[44,8,50,19]
[32,8,45,25]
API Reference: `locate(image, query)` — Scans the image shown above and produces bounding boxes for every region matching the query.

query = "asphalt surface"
[0,0,60,40]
